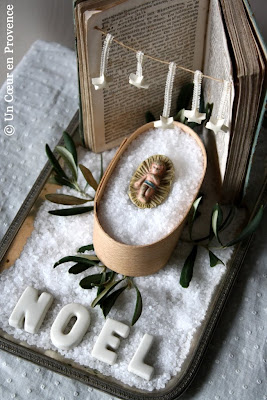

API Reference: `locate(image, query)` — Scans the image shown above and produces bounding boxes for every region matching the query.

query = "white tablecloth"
[0,40,266,400]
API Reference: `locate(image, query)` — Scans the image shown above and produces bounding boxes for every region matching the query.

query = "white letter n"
[9,286,53,334]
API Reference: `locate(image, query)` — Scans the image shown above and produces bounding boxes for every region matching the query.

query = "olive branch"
[45,131,103,216]
[179,197,264,288]
[53,245,142,326]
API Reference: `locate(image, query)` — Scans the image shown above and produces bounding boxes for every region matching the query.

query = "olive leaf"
[78,244,94,253]
[45,144,68,179]
[48,176,60,185]
[97,269,107,296]
[101,285,128,318]
[219,206,236,232]
[79,164,98,191]
[211,204,223,245]
[205,102,214,121]
[63,131,78,165]
[79,254,99,261]
[194,202,222,244]
[174,108,186,123]
[48,175,76,189]
[188,196,202,240]
[80,272,114,289]
[199,91,205,113]
[187,121,199,129]
[91,279,124,308]
[45,194,90,205]
[132,284,143,326]
[55,146,78,181]
[96,271,115,287]
[54,255,99,268]
[145,111,156,123]
[179,245,198,288]
[176,82,194,113]
[68,263,92,274]
[224,205,264,247]
[48,206,93,216]
[79,273,103,288]
[209,250,224,268]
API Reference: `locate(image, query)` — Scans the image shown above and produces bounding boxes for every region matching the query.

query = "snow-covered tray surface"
[0,146,235,392]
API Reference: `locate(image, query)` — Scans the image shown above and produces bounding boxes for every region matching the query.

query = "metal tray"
[0,111,266,399]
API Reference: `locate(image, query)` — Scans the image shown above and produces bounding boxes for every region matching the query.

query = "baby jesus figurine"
[129,154,174,209]
[133,160,166,204]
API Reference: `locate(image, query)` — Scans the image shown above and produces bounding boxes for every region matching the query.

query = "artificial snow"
[0,141,236,392]
[98,126,205,245]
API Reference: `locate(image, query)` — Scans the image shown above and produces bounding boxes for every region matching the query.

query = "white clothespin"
[184,70,206,124]
[154,62,176,129]
[92,33,113,90]
[206,80,231,134]
[129,51,149,89]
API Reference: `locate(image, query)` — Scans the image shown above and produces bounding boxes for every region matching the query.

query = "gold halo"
[128,154,175,209]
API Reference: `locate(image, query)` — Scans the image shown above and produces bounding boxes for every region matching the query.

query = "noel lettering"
[8,286,154,381]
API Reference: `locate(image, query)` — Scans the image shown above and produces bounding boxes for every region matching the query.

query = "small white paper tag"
[92,33,113,90]
[184,70,206,124]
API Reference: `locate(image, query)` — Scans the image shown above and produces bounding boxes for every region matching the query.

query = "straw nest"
[128,154,175,208]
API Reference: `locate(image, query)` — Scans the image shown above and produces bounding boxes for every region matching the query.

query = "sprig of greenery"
[179,198,264,288]
[53,245,143,325]
[45,131,102,216]
[180,245,198,288]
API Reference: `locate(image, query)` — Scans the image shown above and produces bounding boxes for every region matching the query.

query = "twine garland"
[94,26,224,83]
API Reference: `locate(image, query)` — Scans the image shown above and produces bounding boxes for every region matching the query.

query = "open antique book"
[74,0,266,203]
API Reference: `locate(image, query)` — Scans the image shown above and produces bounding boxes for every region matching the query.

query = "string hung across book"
[92,27,231,131]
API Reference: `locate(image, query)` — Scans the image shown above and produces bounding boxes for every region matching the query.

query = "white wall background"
[0,0,266,87]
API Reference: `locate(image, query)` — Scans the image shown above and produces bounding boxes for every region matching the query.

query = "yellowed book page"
[203,0,234,182]
[86,0,209,152]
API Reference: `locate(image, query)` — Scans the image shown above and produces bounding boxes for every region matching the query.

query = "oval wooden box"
[93,121,207,277]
